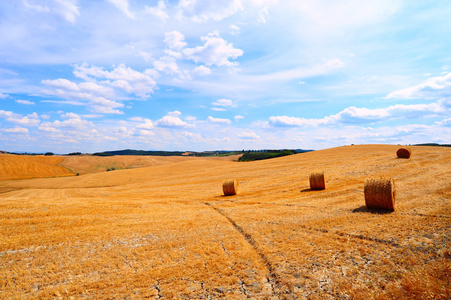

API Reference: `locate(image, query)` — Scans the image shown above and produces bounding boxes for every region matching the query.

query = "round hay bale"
[364,177,396,211]
[309,171,325,190]
[396,147,411,159]
[223,179,238,196]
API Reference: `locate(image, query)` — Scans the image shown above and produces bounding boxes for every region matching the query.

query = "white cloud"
[182,131,202,139]
[40,63,159,115]
[269,115,330,127]
[0,110,40,126]
[156,115,194,128]
[107,0,134,19]
[234,115,244,121]
[136,118,154,130]
[211,107,226,111]
[248,0,279,23]
[88,97,123,114]
[230,24,240,33]
[39,113,94,131]
[336,106,389,124]
[0,93,9,99]
[212,98,235,107]
[436,118,451,127]
[386,72,451,99]
[268,99,451,128]
[207,116,232,124]
[136,129,155,136]
[164,31,187,51]
[23,0,80,23]
[325,58,344,69]
[16,100,35,105]
[144,0,168,21]
[61,112,80,119]
[154,56,180,74]
[22,0,50,12]
[73,63,156,98]
[193,65,211,76]
[168,111,182,117]
[2,127,29,134]
[177,0,243,22]
[237,130,260,139]
[42,78,80,91]
[183,32,243,67]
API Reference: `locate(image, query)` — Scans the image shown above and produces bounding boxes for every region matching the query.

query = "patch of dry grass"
[0,145,450,298]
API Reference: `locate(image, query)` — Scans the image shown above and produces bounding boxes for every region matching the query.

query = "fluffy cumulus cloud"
[183,32,243,67]
[156,112,194,128]
[73,63,156,98]
[0,110,40,126]
[164,31,187,51]
[40,63,159,114]
[193,65,211,76]
[154,56,180,74]
[136,118,154,130]
[38,113,97,139]
[177,0,243,22]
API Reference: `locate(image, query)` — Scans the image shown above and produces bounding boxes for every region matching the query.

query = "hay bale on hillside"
[310,171,325,190]
[364,177,396,211]
[397,147,411,159]
[223,179,239,196]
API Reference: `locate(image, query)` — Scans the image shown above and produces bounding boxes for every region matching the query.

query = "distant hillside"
[92,149,313,158]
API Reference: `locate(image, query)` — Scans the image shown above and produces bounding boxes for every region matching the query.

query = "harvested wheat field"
[0,144,450,299]
[0,154,74,181]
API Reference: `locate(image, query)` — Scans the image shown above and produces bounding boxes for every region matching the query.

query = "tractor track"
[204,202,296,299]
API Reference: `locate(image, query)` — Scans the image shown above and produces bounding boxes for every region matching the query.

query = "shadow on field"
[352,205,394,215]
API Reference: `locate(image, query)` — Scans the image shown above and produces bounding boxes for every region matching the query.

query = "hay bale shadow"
[300,188,324,192]
[352,205,394,215]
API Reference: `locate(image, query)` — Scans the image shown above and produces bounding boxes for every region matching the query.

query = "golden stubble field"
[0,145,450,299]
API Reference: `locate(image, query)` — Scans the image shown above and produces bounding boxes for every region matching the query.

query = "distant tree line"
[414,143,451,147]
[92,149,185,156]
[238,149,301,162]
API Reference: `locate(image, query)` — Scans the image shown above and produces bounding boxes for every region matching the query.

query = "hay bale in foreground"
[364,177,396,211]
[223,179,238,196]
[309,172,325,190]
[397,147,411,159]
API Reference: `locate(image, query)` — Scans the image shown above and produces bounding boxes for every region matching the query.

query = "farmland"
[0,144,450,299]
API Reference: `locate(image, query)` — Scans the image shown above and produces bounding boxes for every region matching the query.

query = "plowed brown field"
[0,145,450,299]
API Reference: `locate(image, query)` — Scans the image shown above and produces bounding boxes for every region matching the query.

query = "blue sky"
[1,0,450,153]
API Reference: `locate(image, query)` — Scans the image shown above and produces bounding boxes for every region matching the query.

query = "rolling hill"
[0,144,449,299]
